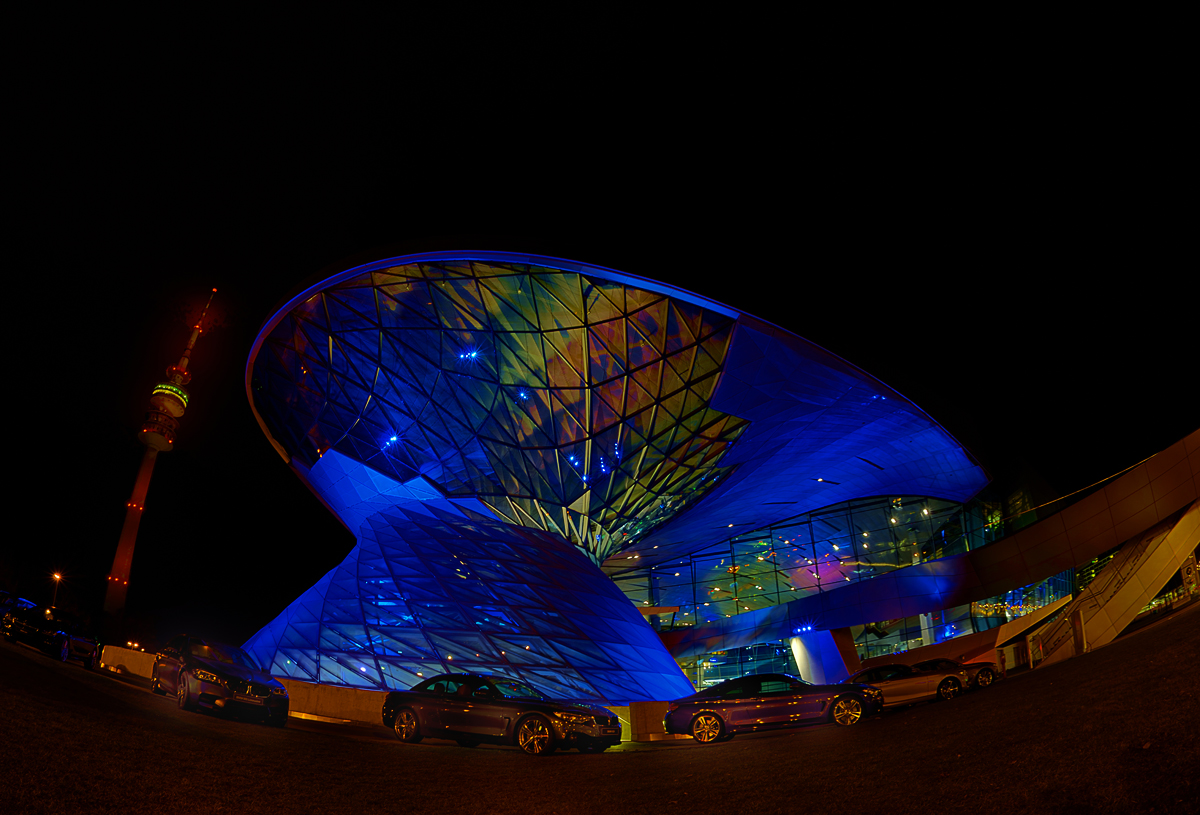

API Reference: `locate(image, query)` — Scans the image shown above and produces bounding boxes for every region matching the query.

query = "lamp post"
[51,573,61,607]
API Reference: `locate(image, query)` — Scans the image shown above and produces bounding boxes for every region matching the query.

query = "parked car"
[150,635,289,727]
[1,605,100,668]
[911,657,1001,689]
[843,662,969,706]
[381,673,621,755]
[663,672,884,744]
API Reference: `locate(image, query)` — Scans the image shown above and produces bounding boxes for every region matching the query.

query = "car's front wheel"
[831,695,865,726]
[177,672,197,711]
[937,677,962,701]
[516,714,556,755]
[690,712,726,744]
[975,668,996,688]
[393,709,422,743]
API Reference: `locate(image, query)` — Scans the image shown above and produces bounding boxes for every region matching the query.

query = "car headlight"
[192,669,223,684]
[553,710,594,724]
[270,686,288,696]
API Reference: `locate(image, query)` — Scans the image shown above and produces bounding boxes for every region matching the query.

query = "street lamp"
[51,573,61,607]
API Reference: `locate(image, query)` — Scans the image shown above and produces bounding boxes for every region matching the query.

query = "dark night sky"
[8,52,1195,648]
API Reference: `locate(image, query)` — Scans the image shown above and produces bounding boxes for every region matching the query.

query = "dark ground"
[3,602,1198,815]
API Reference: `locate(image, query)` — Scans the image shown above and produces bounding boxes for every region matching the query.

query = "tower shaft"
[104,447,158,613]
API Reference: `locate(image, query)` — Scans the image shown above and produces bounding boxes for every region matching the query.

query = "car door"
[876,665,931,703]
[755,676,820,726]
[442,680,514,737]
[723,677,776,727]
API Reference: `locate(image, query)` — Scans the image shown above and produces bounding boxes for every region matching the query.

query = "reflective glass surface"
[608,495,987,628]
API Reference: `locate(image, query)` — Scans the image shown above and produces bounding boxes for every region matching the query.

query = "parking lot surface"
[2,601,1198,815]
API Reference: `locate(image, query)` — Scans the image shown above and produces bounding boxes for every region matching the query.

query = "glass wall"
[607,495,994,631]
[677,641,800,690]
[848,568,1075,661]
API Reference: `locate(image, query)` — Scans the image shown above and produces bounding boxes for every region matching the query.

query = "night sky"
[9,87,1194,649]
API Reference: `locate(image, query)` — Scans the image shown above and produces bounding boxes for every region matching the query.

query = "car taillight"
[667,702,680,712]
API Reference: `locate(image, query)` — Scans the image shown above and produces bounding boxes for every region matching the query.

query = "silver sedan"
[844,662,969,706]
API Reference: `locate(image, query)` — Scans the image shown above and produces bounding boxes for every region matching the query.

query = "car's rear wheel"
[516,715,556,755]
[690,713,725,744]
[393,709,422,743]
[937,677,962,701]
[831,695,864,726]
[975,668,995,688]
[177,672,197,711]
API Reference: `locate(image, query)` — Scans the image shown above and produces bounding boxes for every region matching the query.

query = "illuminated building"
[105,290,216,619]
[241,252,1197,702]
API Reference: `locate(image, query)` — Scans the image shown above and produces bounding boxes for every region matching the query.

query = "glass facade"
[850,568,1074,661]
[251,259,748,565]
[607,495,994,629]
[679,642,800,690]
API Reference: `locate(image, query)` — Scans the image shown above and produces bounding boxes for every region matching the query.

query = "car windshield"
[491,680,545,700]
[189,642,259,669]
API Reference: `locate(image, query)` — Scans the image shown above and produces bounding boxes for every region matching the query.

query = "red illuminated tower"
[104,290,216,617]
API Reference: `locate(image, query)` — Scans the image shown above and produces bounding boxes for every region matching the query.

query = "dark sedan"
[1,605,99,669]
[381,673,621,755]
[663,672,883,743]
[150,635,289,727]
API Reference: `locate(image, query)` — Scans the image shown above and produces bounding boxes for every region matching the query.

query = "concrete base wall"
[91,652,637,736]
[281,678,635,738]
[627,700,689,742]
[278,678,390,724]
[99,646,154,678]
